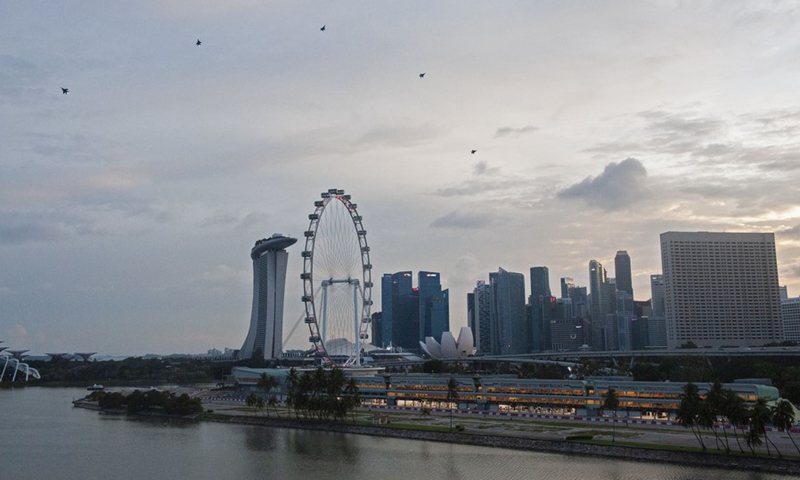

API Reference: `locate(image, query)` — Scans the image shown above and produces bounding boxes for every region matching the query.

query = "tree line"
[675,382,798,457]
[88,389,204,416]
[245,368,362,422]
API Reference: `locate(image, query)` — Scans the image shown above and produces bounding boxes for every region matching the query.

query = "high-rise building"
[648,274,667,348]
[469,281,493,355]
[782,297,800,343]
[530,266,553,352]
[614,250,633,298]
[381,271,418,350]
[660,231,783,349]
[560,277,575,299]
[589,260,610,350]
[490,268,527,355]
[418,271,450,342]
[239,234,297,360]
[615,291,634,351]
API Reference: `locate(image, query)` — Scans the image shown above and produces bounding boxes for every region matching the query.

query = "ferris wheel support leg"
[353,282,360,366]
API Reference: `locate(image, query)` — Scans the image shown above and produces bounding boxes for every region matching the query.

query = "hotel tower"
[239,234,297,360]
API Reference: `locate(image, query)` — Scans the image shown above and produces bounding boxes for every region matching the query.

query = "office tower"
[380,274,393,347]
[648,274,667,348]
[780,286,789,300]
[633,300,652,350]
[549,298,582,351]
[371,311,383,348]
[418,271,450,342]
[239,234,297,360]
[615,291,634,351]
[560,277,575,299]
[567,285,589,320]
[469,281,493,354]
[782,297,800,343]
[530,266,553,352]
[381,271,418,350]
[661,231,783,349]
[614,251,633,298]
[589,260,610,350]
[490,268,528,355]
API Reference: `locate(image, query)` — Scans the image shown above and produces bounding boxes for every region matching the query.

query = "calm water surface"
[0,387,787,480]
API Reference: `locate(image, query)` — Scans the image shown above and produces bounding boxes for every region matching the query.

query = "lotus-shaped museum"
[419,327,476,359]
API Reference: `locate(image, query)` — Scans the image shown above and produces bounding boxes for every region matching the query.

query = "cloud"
[473,160,499,176]
[494,125,539,138]
[430,210,508,229]
[557,158,647,211]
[355,123,440,150]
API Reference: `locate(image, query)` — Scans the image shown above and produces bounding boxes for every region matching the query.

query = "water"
[0,387,787,480]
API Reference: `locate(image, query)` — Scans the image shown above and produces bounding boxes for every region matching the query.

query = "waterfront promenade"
[191,388,800,475]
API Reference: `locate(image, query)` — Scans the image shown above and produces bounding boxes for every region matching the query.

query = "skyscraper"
[588,260,609,350]
[418,271,450,342]
[381,271,417,350]
[614,250,633,298]
[469,281,493,355]
[239,234,297,360]
[490,268,527,355]
[648,274,667,348]
[661,231,783,349]
[560,277,575,299]
[530,266,553,352]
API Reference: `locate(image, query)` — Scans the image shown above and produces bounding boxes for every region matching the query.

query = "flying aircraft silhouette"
[419,72,425,78]
[61,87,69,94]
[196,39,201,46]
[471,150,477,154]
[320,25,326,31]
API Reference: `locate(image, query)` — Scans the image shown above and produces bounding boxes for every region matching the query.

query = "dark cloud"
[494,125,539,138]
[0,211,103,245]
[430,210,508,229]
[557,158,647,210]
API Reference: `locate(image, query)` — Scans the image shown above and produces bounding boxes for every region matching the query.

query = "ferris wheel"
[301,188,373,366]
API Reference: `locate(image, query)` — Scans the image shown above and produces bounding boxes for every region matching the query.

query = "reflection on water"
[0,387,788,480]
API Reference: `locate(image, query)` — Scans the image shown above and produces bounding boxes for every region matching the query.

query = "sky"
[3,1,800,356]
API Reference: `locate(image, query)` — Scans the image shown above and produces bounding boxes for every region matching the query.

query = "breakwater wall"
[225,415,800,476]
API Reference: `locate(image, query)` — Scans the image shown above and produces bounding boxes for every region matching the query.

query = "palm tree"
[446,377,459,431]
[257,373,277,418]
[344,377,361,423]
[745,425,762,455]
[704,381,729,452]
[676,382,706,450]
[751,397,780,457]
[772,398,800,455]
[722,389,747,453]
[603,388,620,442]
[285,368,300,418]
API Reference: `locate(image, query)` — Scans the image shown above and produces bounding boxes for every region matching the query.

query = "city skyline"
[3,2,800,355]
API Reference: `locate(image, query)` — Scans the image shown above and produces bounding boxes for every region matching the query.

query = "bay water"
[0,387,786,480]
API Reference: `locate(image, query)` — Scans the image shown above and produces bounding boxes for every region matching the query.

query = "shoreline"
[72,397,800,475]
[220,414,800,476]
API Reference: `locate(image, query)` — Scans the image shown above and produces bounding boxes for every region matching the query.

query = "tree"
[603,388,620,442]
[344,377,361,423]
[285,368,300,419]
[257,373,278,417]
[721,389,747,453]
[704,381,729,452]
[246,392,260,415]
[751,397,780,457]
[772,398,800,455]
[676,382,706,450]
[446,377,459,431]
